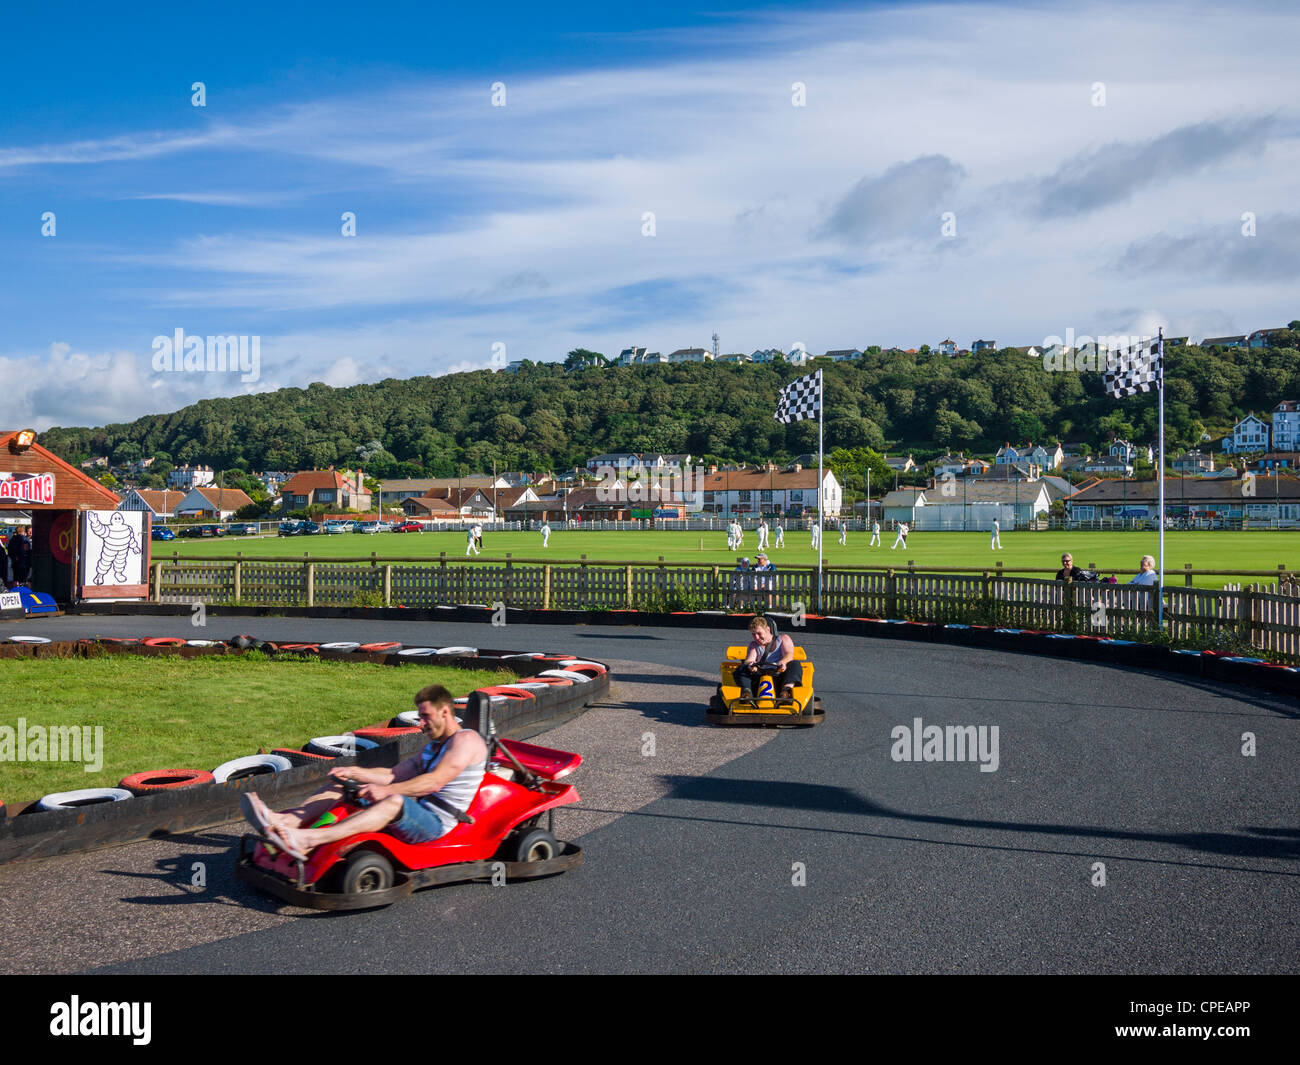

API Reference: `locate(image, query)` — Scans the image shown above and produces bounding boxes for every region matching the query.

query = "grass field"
[0,654,515,803]
[157,529,1300,588]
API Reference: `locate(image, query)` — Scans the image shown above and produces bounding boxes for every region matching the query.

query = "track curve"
[1,614,1296,974]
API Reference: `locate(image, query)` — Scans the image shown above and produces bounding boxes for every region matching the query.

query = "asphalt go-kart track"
[1,614,1296,976]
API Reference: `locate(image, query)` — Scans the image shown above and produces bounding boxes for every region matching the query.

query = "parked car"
[151,526,176,541]
[355,522,382,534]
[324,520,354,534]
[226,522,259,536]
[278,521,301,536]
[299,521,323,535]
[392,521,424,533]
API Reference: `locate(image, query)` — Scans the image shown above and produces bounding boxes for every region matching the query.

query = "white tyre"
[37,787,133,811]
[305,735,381,757]
[211,754,293,783]
[538,669,592,683]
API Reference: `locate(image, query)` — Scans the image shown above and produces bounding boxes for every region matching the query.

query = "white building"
[1223,413,1271,454]
[699,466,842,518]
[667,347,712,363]
[168,465,215,489]
[1273,400,1300,452]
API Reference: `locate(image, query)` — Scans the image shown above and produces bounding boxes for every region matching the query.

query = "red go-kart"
[235,694,583,909]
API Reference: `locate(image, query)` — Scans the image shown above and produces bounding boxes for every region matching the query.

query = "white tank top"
[417,734,487,834]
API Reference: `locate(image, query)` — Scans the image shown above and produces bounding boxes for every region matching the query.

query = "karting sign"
[0,591,23,613]
[0,472,55,505]
[79,510,149,599]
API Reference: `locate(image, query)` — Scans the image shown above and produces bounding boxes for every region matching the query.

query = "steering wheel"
[341,779,363,804]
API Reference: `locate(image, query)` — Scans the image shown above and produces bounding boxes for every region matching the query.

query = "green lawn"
[158,529,1300,588]
[0,654,514,803]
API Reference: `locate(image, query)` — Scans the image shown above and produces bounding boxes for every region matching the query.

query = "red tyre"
[359,642,402,653]
[477,685,536,702]
[142,637,187,647]
[119,769,215,795]
[353,726,422,742]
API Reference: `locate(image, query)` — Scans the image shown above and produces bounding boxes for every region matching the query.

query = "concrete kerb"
[0,639,609,863]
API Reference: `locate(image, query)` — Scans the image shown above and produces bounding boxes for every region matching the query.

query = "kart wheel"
[507,827,558,863]
[340,850,395,895]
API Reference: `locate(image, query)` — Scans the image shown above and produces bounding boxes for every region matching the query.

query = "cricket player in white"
[870,520,880,546]
[757,519,769,550]
[541,521,551,547]
[466,526,480,555]
[774,522,785,548]
[810,522,820,548]
[890,521,909,549]
[838,520,847,546]
[991,518,1002,550]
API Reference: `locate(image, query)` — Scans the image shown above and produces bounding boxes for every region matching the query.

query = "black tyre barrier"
[229,635,256,649]
[211,754,294,783]
[119,769,215,795]
[37,788,134,812]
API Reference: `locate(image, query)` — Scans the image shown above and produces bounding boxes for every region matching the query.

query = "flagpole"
[817,367,824,613]
[1157,327,1165,627]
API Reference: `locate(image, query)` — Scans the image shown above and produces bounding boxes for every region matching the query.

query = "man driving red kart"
[241,684,487,862]
[734,615,803,701]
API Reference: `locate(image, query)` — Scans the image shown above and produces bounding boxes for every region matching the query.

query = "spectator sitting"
[1128,555,1159,586]
[1055,553,1090,582]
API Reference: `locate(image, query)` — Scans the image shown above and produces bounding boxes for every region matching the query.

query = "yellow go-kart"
[707,643,823,726]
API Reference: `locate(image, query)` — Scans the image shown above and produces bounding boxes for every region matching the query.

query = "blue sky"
[2,0,1298,428]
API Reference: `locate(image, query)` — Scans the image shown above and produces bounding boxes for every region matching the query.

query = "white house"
[994,443,1025,466]
[824,349,863,362]
[699,466,842,518]
[1272,400,1300,452]
[937,338,958,355]
[168,465,215,489]
[971,339,997,353]
[1029,443,1065,470]
[175,485,255,520]
[716,352,750,364]
[1223,413,1271,454]
[117,489,187,520]
[667,347,712,363]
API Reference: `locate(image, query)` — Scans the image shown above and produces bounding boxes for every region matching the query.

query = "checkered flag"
[775,371,821,424]
[1103,336,1162,398]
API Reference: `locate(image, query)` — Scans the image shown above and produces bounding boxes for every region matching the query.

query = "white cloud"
[4,0,1299,425]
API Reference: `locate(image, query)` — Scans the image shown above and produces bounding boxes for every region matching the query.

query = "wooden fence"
[150,555,1300,662]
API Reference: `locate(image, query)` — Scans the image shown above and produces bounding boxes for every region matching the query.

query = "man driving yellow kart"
[708,615,822,725]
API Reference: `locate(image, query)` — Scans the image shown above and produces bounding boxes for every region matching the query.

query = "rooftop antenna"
[712,332,720,360]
